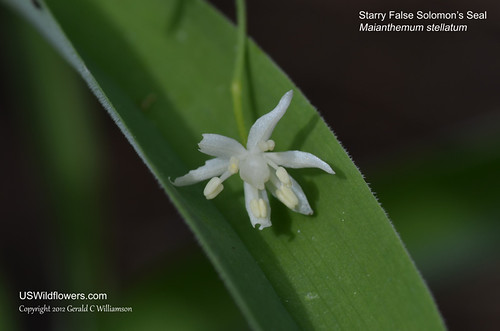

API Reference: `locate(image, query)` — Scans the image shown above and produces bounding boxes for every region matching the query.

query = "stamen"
[228,156,239,174]
[204,177,223,199]
[220,157,239,182]
[277,186,299,209]
[269,171,281,187]
[258,198,267,218]
[266,140,275,151]
[250,199,260,218]
[258,141,268,152]
[258,140,276,152]
[250,198,267,218]
[266,158,279,170]
[276,167,291,186]
[220,170,231,182]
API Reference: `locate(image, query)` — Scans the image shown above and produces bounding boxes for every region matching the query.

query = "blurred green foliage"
[369,124,500,280]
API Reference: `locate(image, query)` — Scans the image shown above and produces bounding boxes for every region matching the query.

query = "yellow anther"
[203,177,223,199]
[258,198,267,218]
[250,198,267,218]
[277,186,299,209]
[258,140,276,152]
[250,199,260,218]
[266,140,275,151]
[228,156,239,174]
[276,167,291,186]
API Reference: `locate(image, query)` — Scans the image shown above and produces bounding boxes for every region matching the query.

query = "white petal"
[265,151,335,174]
[172,158,228,186]
[289,176,313,215]
[198,134,246,158]
[244,182,272,230]
[266,172,313,215]
[246,90,293,151]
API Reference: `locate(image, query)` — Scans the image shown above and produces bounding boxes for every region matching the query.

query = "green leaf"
[3,0,444,329]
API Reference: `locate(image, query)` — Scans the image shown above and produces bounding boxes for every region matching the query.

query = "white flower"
[172,90,334,230]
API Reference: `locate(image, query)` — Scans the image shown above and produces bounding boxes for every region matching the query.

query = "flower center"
[239,153,270,190]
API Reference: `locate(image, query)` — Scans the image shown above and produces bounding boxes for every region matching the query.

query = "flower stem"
[231,0,247,144]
